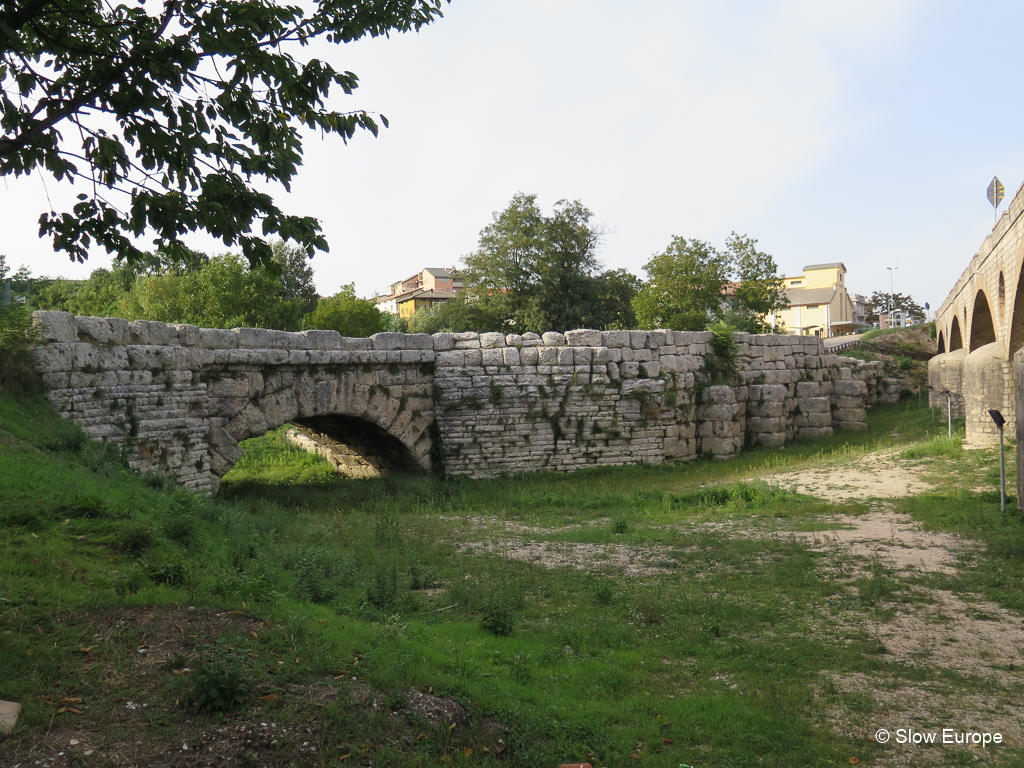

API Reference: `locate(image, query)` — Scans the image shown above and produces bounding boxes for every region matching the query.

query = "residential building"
[376,267,464,320]
[850,293,870,327]
[770,263,857,337]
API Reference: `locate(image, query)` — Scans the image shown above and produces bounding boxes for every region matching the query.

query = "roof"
[785,287,837,306]
[424,267,456,277]
[394,289,459,303]
[803,262,846,272]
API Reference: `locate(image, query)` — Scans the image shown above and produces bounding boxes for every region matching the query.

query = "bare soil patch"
[0,608,490,768]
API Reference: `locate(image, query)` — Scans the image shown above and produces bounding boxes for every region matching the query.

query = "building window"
[805,305,819,309]
[790,280,802,286]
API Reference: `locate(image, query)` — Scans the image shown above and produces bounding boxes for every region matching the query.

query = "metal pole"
[999,424,1006,514]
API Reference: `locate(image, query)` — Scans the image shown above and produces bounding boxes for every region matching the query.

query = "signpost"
[988,177,1005,223]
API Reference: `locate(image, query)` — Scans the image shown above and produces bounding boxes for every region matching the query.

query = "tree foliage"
[406,295,504,334]
[633,237,730,332]
[718,234,787,333]
[867,292,926,323]
[303,283,384,337]
[272,239,318,314]
[119,253,303,329]
[1,0,447,269]
[633,233,785,333]
[459,193,634,333]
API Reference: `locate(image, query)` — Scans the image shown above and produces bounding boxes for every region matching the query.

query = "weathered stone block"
[646,330,667,348]
[503,347,521,366]
[640,360,661,378]
[480,332,505,349]
[602,330,630,348]
[432,332,456,351]
[542,331,566,346]
[621,361,640,379]
[565,329,603,347]
[481,348,504,366]
[833,379,867,397]
[539,347,559,365]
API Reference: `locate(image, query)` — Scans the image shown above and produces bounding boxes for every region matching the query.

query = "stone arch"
[207,368,435,492]
[949,315,963,351]
[289,415,425,477]
[1008,254,1024,356]
[969,290,997,351]
[937,330,945,354]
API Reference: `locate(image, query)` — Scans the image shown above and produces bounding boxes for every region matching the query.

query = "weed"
[190,642,253,712]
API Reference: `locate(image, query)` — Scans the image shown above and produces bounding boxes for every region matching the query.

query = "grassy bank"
[2,390,1021,767]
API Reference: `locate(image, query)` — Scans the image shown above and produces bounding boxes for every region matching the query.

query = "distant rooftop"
[803,262,846,272]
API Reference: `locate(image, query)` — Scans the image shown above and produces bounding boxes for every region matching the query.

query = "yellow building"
[771,263,857,337]
[376,268,464,319]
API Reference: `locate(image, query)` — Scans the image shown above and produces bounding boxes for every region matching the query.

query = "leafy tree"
[867,292,926,324]
[633,237,730,331]
[462,193,547,331]
[407,295,504,334]
[120,254,302,329]
[461,193,609,333]
[528,199,605,332]
[303,284,384,337]
[718,233,787,333]
[1,0,447,269]
[272,240,318,314]
[66,266,138,317]
[634,233,786,333]
[596,268,642,330]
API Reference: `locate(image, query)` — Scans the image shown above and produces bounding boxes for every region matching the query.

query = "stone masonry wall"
[32,312,898,491]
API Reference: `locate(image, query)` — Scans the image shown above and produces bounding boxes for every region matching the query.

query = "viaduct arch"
[931,179,1024,448]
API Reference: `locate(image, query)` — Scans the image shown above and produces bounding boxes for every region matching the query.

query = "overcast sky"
[5,0,1024,312]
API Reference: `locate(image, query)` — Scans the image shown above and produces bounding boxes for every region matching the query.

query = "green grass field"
[1,389,1021,767]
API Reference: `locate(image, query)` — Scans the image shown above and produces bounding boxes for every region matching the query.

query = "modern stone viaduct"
[32,311,901,494]
[930,179,1024,450]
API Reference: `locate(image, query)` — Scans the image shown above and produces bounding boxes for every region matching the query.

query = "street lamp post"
[989,410,1007,514]
[887,266,898,328]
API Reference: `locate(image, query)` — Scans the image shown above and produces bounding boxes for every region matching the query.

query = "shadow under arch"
[969,290,997,351]
[1008,257,1024,357]
[949,316,963,351]
[937,330,945,354]
[289,414,426,478]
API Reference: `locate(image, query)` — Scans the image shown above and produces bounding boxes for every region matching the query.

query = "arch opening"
[1009,259,1024,355]
[937,331,945,354]
[289,415,426,478]
[969,291,997,351]
[949,316,963,351]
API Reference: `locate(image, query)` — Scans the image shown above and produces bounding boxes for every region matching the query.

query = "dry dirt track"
[762,449,1024,767]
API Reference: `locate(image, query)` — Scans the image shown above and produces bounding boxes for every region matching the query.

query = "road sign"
[988,177,1005,209]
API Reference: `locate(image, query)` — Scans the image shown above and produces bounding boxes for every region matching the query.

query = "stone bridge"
[930,179,1024,448]
[32,311,902,494]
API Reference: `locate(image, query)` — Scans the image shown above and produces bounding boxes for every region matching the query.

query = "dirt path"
[761,450,1024,767]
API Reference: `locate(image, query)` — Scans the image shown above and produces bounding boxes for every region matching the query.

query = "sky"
[4,0,1024,312]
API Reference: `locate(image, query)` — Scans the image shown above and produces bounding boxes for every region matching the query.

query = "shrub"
[480,598,517,637]
[190,644,253,712]
[116,522,154,554]
[0,303,40,393]
[364,561,402,610]
[294,546,352,605]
